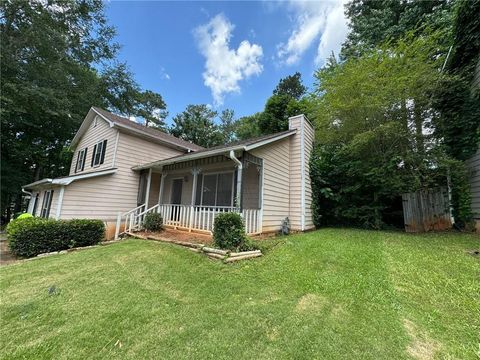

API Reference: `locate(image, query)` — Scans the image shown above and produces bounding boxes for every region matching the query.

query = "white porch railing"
[116,203,261,238]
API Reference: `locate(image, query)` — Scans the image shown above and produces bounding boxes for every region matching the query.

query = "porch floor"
[133,228,213,246]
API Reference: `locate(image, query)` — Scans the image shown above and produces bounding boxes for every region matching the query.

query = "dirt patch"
[0,235,19,266]
[295,294,328,313]
[403,319,440,360]
[467,249,480,258]
[135,228,213,245]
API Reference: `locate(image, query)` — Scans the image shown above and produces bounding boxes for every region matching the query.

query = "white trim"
[244,131,296,151]
[70,111,114,149]
[300,116,306,231]
[158,173,167,204]
[145,168,152,208]
[55,186,65,220]
[23,168,117,189]
[132,130,297,171]
[112,122,198,152]
[111,130,120,167]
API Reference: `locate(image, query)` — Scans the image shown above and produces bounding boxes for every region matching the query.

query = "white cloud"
[194,14,263,106]
[160,67,170,80]
[277,1,348,66]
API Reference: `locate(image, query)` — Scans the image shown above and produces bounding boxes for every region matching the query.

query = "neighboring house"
[465,57,480,231]
[23,107,315,238]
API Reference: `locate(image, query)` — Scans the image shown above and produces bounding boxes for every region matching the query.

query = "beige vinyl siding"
[61,131,184,221]
[69,116,117,175]
[288,116,315,231]
[303,118,315,230]
[466,148,480,219]
[250,138,290,232]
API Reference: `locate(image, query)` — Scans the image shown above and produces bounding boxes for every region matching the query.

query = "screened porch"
[117,152,263,237]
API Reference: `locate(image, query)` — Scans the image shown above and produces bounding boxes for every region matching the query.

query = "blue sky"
[105,1,348,124]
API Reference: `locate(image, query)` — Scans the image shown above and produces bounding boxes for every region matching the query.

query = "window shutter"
[100,140,107,164]
[40,192,48,217]
[46,190,54,219]
[82,148,88,171]
[75,152,81,173]
[91,144,97,167]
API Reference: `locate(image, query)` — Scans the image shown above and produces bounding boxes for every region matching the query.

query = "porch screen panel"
[202,174,217,206]
[217,173,233,206]
[195,176,202,205]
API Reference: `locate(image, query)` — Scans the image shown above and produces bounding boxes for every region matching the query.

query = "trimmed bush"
[213,212,249,251]
[143,212,163,232]
[7,218,105,258]
[15,213,33,220]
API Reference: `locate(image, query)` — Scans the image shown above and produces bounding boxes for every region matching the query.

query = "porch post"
[158,173,167,205]
[189,167,200,232]
[144,168,152,208]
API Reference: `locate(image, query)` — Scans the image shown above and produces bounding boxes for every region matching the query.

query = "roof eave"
[132,129,297,171]
[112,122,199,152]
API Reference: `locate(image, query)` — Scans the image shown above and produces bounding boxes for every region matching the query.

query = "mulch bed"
[134,228,213,245]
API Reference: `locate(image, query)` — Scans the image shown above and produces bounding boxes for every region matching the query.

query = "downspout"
[229,150,243,209]
[22,188,33,214]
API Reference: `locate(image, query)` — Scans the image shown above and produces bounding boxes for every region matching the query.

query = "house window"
[75,147,88,173]
[195,172,234,207]
[40,190,54,218]
[91,139,107,167]
[32,193,39,216]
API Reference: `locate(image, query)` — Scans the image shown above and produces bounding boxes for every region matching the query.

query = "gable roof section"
[132,129,296,171]
[70,107,204,152]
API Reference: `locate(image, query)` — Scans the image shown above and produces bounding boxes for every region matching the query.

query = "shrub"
[17,213,33,220]
[7,218,105,258]
[143,212,163,232]
[213,212,248,251]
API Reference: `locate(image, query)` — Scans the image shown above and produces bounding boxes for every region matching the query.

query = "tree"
[169,105,223,148]
[219,109,237,144]
[235,113,262,140]
[273,72,307,100]
[134,90,168,130]
[311,32,462,228]
[0,0,167,220]
[341,0,454,59]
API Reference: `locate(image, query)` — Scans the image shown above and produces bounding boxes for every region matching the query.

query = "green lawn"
[1,229,479,359]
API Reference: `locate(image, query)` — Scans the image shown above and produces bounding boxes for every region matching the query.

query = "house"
[23,107,315,238]
[465,57,480,231]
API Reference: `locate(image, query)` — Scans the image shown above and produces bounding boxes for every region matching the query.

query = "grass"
[0,229,479,359]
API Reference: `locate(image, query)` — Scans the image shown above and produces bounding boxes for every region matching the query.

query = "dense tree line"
[0,0,168,220]
[310,0,479,229]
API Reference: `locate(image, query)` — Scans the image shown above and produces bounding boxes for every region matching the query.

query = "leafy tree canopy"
[311,31,469,228]
[169,105,224,148]
[273,72,307,100]
[341,0,454,59]
[0,0,167,219]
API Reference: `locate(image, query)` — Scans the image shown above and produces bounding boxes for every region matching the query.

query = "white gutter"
[229,150,243,208]
[132,130,296,171]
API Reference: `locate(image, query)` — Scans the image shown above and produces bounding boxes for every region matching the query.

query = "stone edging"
[6,239,124,265]
[127,232,262,263]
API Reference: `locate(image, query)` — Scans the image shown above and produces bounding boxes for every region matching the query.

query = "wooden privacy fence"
[401,187,452,232]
